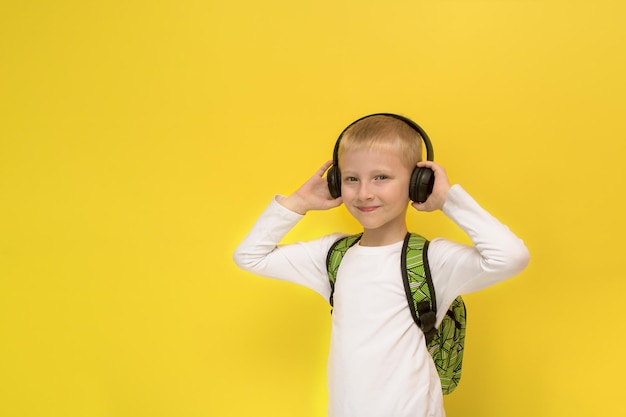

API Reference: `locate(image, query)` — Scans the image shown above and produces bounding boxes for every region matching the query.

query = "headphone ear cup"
[409,166,435,203]
[327,165,342,198]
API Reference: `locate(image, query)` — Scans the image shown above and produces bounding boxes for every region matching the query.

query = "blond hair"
[338,115,423,171]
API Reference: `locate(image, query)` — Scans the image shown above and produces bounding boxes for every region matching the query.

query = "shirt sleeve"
[232,196,344,300]
[428,185,530,324]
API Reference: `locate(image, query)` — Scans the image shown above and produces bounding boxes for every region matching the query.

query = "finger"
[412,199,436,212]
[418,162,447,182]
[317,160,334,176]
[417,160,438,170]
[326,197,343,208]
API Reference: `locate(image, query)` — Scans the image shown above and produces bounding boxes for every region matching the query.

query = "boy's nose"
[358,182,374,200]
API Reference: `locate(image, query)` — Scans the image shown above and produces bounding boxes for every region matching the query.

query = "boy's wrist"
[441,184,463,214]
[277,194,308,215]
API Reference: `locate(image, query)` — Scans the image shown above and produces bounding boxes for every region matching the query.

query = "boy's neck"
[359,223,408,247]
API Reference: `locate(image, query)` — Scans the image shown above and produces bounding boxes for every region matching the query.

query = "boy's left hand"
[411,161,451,212]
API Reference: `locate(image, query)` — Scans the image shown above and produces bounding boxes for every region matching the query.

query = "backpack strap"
[401,232,438,345]
[326,233,362,308]
[327,232,437,344]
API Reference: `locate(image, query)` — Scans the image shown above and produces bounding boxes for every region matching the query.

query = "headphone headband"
[331,113,434,165]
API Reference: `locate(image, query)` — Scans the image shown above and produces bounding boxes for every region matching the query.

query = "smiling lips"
[357,206,379,212]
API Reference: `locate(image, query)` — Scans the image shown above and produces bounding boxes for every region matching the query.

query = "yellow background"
[1,0,625,416]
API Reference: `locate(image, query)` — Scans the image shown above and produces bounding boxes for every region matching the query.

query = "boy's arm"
[233,197,342,300]
[233,161,344,300]
[428,185,530,323]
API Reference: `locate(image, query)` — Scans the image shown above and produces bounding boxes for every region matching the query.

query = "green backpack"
[326,232,467,395]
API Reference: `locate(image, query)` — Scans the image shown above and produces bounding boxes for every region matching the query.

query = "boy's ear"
[327,164,342,198]
[409,166,434,203]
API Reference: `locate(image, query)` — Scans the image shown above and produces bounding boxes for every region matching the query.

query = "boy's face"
[339,145,412,236]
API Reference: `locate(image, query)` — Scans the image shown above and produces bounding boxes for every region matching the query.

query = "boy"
[233,113,529,417]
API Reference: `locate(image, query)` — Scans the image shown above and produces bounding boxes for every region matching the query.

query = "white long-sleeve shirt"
[233,184,529,417]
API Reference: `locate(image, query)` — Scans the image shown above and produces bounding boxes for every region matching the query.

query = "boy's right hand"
[278,160,343,215]
[411,161,451,212]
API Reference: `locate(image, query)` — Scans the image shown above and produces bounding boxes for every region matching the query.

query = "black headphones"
[327,113,435,203]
